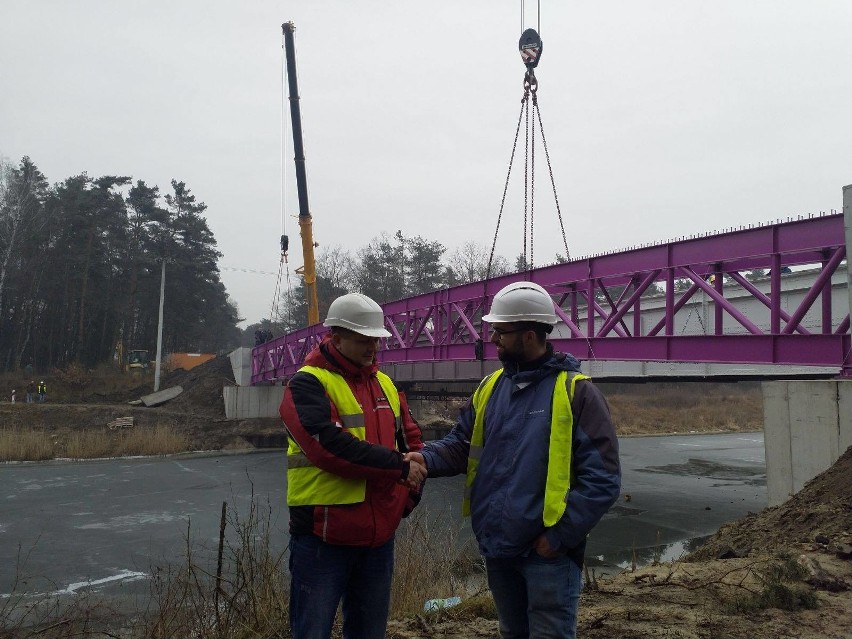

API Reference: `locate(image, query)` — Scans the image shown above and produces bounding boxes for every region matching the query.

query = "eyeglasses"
[490,326,526,338]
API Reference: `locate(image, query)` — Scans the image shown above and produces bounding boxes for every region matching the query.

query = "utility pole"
[154,257,166,392]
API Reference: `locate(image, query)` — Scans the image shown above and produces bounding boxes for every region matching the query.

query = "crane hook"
[519,28,543,69]
[519,28,542,92]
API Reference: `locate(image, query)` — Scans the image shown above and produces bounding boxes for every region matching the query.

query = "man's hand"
[533,533,559,558]
[403,452,427,488]
[403,451,425,467]
[404,459,427,488]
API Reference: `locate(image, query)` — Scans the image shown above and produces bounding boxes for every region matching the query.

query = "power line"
[220,265,278,276]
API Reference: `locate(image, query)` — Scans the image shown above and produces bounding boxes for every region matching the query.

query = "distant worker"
[10,389,16,404]
[26,380,36,403]
[37,380,46,403]
[405,281,621,639]
[279,292,427,639]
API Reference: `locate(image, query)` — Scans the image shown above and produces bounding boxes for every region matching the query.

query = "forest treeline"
[0,156,240,374]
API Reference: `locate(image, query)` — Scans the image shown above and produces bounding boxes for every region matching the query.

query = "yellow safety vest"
[465,369,590,527]
[286,365,402,506]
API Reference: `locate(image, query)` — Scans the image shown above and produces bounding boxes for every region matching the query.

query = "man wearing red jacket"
[280,293,426,639]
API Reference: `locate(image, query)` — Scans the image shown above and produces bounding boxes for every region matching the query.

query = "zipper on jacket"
[322,507,329,542]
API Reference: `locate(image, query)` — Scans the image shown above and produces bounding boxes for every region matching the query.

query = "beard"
[497,343,526,364]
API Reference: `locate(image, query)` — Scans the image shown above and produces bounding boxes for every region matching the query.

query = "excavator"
[127,349,150,370]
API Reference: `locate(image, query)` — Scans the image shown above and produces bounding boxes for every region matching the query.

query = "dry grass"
[65,426,189,458]
[418,383,764,439]
[606,386,763,436]
[0,428,56,461]
[0,426,189,462]
[391,509,484,616]
[139,501,488,639]
[142,495,289,639]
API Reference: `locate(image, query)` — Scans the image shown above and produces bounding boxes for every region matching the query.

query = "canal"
[0,432,765,606]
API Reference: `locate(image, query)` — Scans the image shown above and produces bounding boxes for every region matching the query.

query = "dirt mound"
[689,445,852,561]
[106,355,235,417]
[157,354,235,416]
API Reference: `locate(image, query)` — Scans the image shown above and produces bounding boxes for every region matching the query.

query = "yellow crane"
[282,21,319,325]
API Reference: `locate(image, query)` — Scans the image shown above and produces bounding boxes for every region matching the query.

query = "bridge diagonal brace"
[285,342,298,368]
[781,246,846,335]
[410,307,437,346]
[422,324,435,346]
[727,271,811,336]
[451,302,482,342]
[648,281,702,336]
[597,286,632,338]
[385,320,408,349]
[597,271,661,337]
[679,267,764,335]
[580,291,630,338]
[552,305,583,337]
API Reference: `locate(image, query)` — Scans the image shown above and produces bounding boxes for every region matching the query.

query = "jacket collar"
[502,343,582,384]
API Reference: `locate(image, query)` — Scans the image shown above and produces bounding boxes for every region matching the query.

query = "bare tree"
[316,244,356,291]
[447,241,509,284]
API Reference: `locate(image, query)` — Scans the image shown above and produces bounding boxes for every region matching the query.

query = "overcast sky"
[2,1,851,327]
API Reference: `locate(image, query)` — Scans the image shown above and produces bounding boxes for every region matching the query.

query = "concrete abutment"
[763,379,852,506]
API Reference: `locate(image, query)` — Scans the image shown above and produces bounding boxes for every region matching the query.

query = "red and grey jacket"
[280,335,424,547]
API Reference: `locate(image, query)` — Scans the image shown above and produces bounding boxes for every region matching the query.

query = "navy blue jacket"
[421,348,620,564]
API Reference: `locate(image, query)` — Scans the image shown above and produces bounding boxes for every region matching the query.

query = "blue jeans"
[485,552,582,639]
[288,533,394,639]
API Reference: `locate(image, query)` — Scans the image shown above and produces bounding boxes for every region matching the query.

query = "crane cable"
[520,0,541,35]
[486,15,570,279]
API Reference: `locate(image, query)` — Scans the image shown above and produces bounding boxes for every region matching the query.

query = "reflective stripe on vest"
[465,369,590,527]
[286,365,401,507]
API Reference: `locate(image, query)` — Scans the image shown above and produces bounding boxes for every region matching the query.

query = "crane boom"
[282,21,319,326]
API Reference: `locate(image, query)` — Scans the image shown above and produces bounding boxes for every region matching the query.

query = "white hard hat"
[482,281,558,325]
[324,293,391,338]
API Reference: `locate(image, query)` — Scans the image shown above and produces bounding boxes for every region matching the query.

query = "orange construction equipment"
[168,352,215,371]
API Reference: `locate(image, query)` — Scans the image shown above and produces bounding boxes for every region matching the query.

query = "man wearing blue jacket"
[405,281,620,639]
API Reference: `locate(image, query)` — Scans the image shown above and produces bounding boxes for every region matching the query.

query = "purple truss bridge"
[252,211,852,385]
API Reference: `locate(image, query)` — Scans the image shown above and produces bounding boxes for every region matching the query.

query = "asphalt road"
[0,432,766,606]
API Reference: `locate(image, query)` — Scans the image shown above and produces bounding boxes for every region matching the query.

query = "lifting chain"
[532,89,571,262]
[523,79,530,269]
[486,82,529,280]
[486,27,571,281]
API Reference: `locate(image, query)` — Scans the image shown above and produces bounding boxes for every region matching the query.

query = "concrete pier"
[763,380,852,506]
[223,385,283,419]
[224,347,283,418]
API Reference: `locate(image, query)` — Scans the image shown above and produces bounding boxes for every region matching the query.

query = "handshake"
[401,451,427,488]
